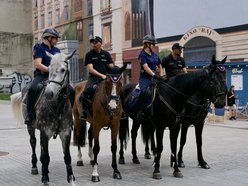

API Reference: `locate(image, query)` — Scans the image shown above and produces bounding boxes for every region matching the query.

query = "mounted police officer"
[80,36,114,120]
[162,43,187,78]
[136,35,163,120]
[25,28,61,125]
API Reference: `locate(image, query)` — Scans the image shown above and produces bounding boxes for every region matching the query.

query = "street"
[0,100,248,186]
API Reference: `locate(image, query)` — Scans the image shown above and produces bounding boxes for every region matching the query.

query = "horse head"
[202,55,227,108]
[44,50,76,101]
[105,64,127,111]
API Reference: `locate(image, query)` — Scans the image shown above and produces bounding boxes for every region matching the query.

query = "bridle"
[45,61,71,138]
[102,73,122,130]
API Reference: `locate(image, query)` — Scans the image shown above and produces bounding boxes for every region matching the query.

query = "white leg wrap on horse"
[92,165,99,176]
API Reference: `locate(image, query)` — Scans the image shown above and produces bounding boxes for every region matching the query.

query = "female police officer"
[25,28,61,125]
[136,35,163,120]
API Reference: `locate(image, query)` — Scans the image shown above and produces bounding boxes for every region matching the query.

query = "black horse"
[119,56,227,179]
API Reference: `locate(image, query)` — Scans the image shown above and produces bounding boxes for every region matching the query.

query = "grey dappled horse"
[11,51,76,186]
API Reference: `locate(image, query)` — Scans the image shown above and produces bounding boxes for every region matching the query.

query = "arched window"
[184,36,216,62]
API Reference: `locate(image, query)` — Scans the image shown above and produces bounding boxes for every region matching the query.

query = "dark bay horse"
[119,57,227,179]
[73,64,127,182]
[11,51,76,186]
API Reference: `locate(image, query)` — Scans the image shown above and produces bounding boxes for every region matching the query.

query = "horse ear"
[221,56,227,64]
[211,55,216,65]
[119,63,127,74]
[66,50,76,61]
[46,51,54,59]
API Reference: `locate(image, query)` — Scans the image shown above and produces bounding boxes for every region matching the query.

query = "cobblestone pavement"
[1,100,248,186]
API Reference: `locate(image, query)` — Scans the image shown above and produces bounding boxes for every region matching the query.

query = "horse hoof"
[118,158,125,164]
[144,153,151,159]
[43,181,49,186]
[113,172,122,179]
[31,167,38,175]
[199,163,210,169]
[132,158,140,164]
[77,160,84,166]
[173,171,183,178]
[92,176,100,182]
[153,172,162,179]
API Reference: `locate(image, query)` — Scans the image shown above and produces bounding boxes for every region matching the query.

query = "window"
[76,21,83,41]
[55,9,60,24]
[101,0,111,11]
[41,0,45,6]
[40,14,45,29]
[74,0,82,12]
[87,0,92,16]
[88,23,93,39]
[33,0,38,8]
[102,23,112,50]
[125,12,131,40]
[34,17,38,30]
[48,12,52,26]
[64,5,69,20]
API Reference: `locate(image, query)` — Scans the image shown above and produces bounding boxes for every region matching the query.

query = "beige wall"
[0,0,32,33]
[0,0,33,76]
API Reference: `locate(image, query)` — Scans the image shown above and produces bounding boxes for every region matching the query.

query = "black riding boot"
[136,92,146,121]
[25,94,36,126]
[80,87,91,120]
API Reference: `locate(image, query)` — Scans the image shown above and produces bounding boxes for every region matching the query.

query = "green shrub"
[0,93,11,100]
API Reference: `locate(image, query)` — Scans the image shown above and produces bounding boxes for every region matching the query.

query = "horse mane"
[165,69,207,88]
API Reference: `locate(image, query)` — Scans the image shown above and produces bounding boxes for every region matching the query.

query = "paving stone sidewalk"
[1,100,248,186]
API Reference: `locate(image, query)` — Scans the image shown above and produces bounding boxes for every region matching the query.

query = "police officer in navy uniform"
[162,43,187,78]
[136,35,163,120]
[25,28,61,125]
[81,36,114,119]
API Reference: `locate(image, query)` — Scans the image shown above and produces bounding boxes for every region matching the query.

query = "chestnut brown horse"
[73,64,127,182]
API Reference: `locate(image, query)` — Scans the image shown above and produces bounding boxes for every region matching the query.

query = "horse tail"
[141,120,155,144]
[10,92,24,127]
[118,116,129,149]
[73,119,87,147]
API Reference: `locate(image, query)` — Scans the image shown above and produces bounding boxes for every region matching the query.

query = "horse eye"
[60,68,66,73]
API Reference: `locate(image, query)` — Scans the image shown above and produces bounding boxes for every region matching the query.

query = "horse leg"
[152,127,164,179]
[170,124,183,178]
[118,137,125,164]
[111,125,122,179]
[91,126,100,182]
[39,132,50,186]
[144,127,155,159]
[27,126,38,175]
[118,117,129,164]
[195,121,210,169]
[131,120,140,164]
[88,125,94,165]
[60,131,75,183]
[177,124,190,168]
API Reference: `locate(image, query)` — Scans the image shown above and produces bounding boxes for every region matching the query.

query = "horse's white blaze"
[108,83,117,109]
[92,164,99,176]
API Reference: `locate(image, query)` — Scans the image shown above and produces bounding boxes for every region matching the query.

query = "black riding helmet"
[42,28,61,38]
[142,35,157,44]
